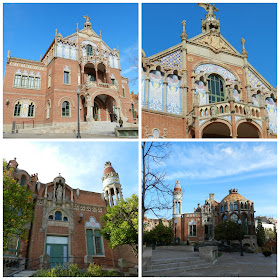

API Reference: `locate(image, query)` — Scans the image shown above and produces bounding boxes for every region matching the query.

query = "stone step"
[12,270,37,277]
[148,259,207,270]
[151,256,200,265]
[143,262,211,276]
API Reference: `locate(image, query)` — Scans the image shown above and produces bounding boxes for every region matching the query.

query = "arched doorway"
[93,94,118,122]
[237,123,260,138]
[202,122,231,138]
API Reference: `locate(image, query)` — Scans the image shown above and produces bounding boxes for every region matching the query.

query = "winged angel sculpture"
[198,3,219,16]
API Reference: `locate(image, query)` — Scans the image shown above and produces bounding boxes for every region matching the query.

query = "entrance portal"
[46,236,68,268]
[237,122,260,138]
[202,122,231,138]
[93,95,118,122]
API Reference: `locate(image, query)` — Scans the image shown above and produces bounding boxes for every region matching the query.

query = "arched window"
[221,206,224,211]
[28,102,34,117]
[224,204,227,211]
[230,203,233,210]
[63,217,68,222]
[230,213,238,223]
[62,101,70,117]
[222,215,227,222]
[20,175,26,186]
[55,211,62,221]
[49,215,53,220]
[242,213,248,235]
[86,45,93,56]
[208,74,225,103]
[240,202,244,209]
[14,102,21,116]
[234,201,238,210]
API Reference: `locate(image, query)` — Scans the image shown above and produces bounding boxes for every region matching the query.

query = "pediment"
[190,33,240,55]
[79,28,99,38]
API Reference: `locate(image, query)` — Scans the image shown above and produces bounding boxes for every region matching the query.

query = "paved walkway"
[149,252,277,277]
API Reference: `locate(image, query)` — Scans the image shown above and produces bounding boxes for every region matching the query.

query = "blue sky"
[3,3,138,93]
[2,141,139,199]
[145,142,277,219]
[142,3,277,88]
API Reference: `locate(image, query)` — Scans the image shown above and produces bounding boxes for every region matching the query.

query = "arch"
[236,120,262,138]
[208,74,226,103]
[12,98,37,109]
[20,175,27,186]
[62,101,70,117]
[200,120,232,138]
[192,61,240,83]
[230,213,238,223]
[222,214,228,222]
[241,213,248,235]
[57,96,75,108]
[90,91,120,107]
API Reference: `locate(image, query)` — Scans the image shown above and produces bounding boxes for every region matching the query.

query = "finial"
[55,29,57,35]
[7,50,11,59]
[99,30,102,37]
[76,23,79,32]
[182,20,186,32]
[241,37,248,57]
[40,54,42,60]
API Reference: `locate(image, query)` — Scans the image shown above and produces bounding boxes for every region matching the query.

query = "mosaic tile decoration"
[265,97,277,133]
[166,74,181,114]
[159,50,182,69]
[195,81,207,105]
[195,64,235,83]
[141,68,146,108]
[233,89,240,102]
[221,116,232,123]
[148,70,164,111]
[199,119,208,127]
[253,120,263,129]
[248,70,269,91]
[235,116,242,123]
[252,94,259,106]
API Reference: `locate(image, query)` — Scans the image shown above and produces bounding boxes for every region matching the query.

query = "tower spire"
[83,16,92,29]
[198,3,220,33]
[173,181,183,218]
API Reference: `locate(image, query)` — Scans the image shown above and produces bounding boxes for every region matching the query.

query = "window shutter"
[86,229,94,255]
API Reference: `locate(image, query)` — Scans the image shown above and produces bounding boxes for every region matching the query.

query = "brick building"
[3,16,137,133]
[4,159,137,271]
[142,4,277,138]
[172,181,257,247]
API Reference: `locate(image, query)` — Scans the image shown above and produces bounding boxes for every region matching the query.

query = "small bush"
[262,251,272,257]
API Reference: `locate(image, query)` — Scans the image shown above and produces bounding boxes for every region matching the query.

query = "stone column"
[71,189,73,202]
[119,189,123,200]
[86,95,91,121]
[241,38,251,104]
[95,65,99,86]
[114,186,119,204]
[44,184,48,198]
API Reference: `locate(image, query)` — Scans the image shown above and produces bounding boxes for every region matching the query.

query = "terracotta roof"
[221,192,249,202]
[104,166,116,175]
[174,181,181,191]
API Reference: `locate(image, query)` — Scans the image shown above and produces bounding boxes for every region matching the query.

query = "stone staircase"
[11,270,38,277]
[85,121,117,135]
[143,254,211,276]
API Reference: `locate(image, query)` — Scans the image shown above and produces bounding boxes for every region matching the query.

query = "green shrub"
[262,250,272,257]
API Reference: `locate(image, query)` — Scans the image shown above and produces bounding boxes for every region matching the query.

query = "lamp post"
[77,87,81,138]
[174,219,177,244]
[78,212,83,223]
[238,219,244,256]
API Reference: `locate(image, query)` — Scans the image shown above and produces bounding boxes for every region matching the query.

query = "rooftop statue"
[198,3,219,17]
[83,16,91,23]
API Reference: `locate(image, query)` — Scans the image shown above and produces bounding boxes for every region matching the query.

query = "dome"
[221,189,249,202]
[174,180,182,191]
[103,161,116,175]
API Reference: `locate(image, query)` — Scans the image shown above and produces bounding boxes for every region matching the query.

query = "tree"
[256,219,266,247]
[144,220,173,246]
[142,142,173,224]
[3,160,34,251]
[100,194,138,257]
[214,221,243,245]
[265,228,276,240]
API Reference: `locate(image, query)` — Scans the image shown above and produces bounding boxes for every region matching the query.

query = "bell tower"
[102,161,123,206]
[173,181,183,217]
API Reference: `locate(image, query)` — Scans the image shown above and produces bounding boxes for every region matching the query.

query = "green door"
[46,236,68,268]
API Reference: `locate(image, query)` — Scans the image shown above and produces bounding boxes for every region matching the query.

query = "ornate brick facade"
[4,16,137,133]
[142,4,277,139]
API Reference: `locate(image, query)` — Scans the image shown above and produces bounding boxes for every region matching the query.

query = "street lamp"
[76,87,81,138]
[174,219,177,244]
[238,219,244,256]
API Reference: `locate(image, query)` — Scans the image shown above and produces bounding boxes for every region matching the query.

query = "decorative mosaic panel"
[233,89,240,102]
[195,64,235,83]
[235,116,242,123]
[221,116,231,123]
[252,94,259,106]
[64,44,70,59]
[160,50,181,69]
[113,56,118,68]
[57,42,63,57]
[253,120,263,128]
[248,70,268,91]
[141,68,146,108]
[199,119,208,127]
[265,98,277,133]
[85,217,101,228]
[148,70,164,111]
[70,46,76,60]
[109,55,114,67]
[166,74,181,114]
[195,81,207,105]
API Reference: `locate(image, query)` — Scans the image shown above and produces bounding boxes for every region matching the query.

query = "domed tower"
[173,181,183,218]
[102,162,123,206]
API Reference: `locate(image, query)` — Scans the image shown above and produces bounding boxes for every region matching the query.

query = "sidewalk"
[154,252,277,277]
